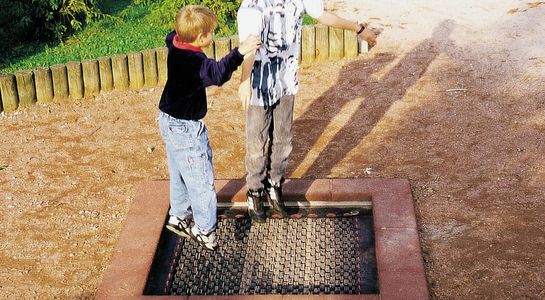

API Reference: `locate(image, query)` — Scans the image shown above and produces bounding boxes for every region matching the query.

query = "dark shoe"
[247,189,266,223]
[190,227,218,251]
[166,215,191,238]
[265,178,287,217]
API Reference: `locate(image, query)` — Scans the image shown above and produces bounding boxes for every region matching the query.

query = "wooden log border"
[82,59,100,98]
[156,47,168,87]
[66,61,83,100]
[34,67,54,104]
[98,57,114,92]
[51,64,69,101]
[111,54,129,91]
[142,49,158,88]
[0,74,18,112]
[15,71,37,108]
[127,52,144,90]
[0,26,368,112]
[214,37,231,60]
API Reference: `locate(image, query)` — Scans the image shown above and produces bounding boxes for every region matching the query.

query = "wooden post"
[329,27,344,60]
[142,49,158,88]
[33,67,54,104]
[0,74,19,112]
[344,29,358,58]
[127,52,144,90]
[359,38,369,54]
[98,57,113,92]
[15,71,36,108]
[51,64,69,101]
[315,25,329,61]
[231,35,240,49]
[111,54,129,91]
[214,37,231,60]
[301,25,316,64]
[156,47,168,86]
[203,42,214,59]
[82,59,100,97]
[66,61,83,100]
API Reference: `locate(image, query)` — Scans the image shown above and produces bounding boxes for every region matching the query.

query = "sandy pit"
[1,0,544,298]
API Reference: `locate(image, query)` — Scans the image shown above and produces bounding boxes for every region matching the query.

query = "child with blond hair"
[158,5,260,250]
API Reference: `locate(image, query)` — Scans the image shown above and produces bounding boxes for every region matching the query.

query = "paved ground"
[1,0,544,298]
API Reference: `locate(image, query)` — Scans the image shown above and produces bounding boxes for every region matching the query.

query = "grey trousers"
[245,95,295,191]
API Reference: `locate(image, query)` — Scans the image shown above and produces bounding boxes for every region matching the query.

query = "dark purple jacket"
[159,31,243,120]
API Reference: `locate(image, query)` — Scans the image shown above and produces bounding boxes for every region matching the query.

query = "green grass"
[303,14,315,26]
[1,2,168,74]
[0,1,316,75]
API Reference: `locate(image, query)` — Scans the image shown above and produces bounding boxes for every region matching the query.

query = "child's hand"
[238,35,261,55]
[358,26,377,47]
[238,79,252,110]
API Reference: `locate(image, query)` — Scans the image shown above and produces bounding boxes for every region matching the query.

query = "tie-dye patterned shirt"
[238,0,324,107]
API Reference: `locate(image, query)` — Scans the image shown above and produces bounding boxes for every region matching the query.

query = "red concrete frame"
[96,178,429,300]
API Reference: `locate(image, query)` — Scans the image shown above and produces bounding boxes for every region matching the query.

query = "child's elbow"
[218,73,233,86]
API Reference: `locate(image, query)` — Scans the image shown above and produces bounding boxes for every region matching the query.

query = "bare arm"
[316,11,377,47]
[238,53,255,110]
[316,11,360,31]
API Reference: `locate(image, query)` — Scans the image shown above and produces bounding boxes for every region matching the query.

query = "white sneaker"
[166,215,191,238]
[190,226,218,251]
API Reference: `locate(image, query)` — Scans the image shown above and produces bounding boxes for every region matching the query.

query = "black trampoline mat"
[145,208,377,296]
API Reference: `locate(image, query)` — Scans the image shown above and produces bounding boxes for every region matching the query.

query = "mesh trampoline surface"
[145,208,377,296]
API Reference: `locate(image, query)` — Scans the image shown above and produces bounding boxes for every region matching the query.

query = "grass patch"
[1,2,167,74]
[0,164,8,171]
[1,1,316,75]
[303,14,315,26]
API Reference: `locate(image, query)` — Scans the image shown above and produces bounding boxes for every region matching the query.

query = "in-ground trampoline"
[97,178,429,300]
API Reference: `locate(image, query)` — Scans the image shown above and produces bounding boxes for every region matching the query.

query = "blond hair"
[175,5,218,43]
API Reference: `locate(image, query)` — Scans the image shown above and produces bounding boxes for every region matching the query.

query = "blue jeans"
[157,112,217,233]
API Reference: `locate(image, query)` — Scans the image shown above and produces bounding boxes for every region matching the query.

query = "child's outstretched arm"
[238,53,255,110]
[200,35,260,87]
[316,12,377,47]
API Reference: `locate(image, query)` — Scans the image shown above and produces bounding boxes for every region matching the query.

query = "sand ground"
[1,0,544,298]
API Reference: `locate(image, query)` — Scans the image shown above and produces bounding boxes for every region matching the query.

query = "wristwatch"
[357,23,365,34]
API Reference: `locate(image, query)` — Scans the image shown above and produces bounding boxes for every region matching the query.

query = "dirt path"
[1,1,544,299]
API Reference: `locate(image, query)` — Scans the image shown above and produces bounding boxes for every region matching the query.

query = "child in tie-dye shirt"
[237,0,377,222]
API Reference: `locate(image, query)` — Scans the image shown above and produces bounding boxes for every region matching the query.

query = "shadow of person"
[217,20,456,206]
[289,20,456,181]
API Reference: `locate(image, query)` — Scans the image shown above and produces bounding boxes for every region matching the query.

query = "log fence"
[315,25,329,61]
[0,26,369,112]
[34,67,54,103]
[156,47,168,87]
[142,49,158,88]
[214,37,231,60]
[98,57,114,92]
[111,54,129,91]
[51,64,69,101]
[128,52,145,90]
[82,59,100,98]
[66,61,83,100]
